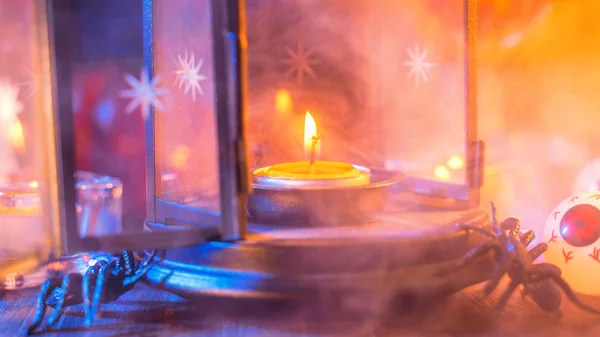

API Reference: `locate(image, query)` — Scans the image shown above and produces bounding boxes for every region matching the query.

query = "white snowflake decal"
[280,41,319,84]
[403,45,435,86]
[0,79,24,127]
[120,68,169,121]
[174,50,207,102]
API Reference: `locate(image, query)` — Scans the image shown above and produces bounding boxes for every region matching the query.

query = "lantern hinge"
[468,140,485,189]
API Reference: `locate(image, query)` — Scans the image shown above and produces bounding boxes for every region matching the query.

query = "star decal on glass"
[280,41,319,85]
[0,79,24,126]
[403,45,435,86]
[19,68,36,100]
[174,50,207,102]
[120,68,169,121]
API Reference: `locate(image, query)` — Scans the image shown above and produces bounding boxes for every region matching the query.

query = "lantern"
[0,0,230,284]
[135,0,491,315]
[4,0,492,318]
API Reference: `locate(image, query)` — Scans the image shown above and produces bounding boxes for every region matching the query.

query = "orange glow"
[303,111,320,159]
[447,155,464,170]
[434,165,450,181]
[275,89,292,115]
[28,181,38,189]
[8,119,24,152]
[171,145,191,170]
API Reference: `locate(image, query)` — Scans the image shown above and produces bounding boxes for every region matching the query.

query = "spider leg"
[528,242,549,261]
[44,274,76,328]
[138,249,161,270]
[86,259,110,327]
[456,224,497,240]
[26,278,60,335]
[491,280,520,316]
[519,230,535,247]
[121,250,135,275]
[529,270,600,315]
[435,242,502,276]
[123,249,165,287]
[481,255,511,299]
[526,263,561,279]
[82,263,100,327]
[489,202,502,235]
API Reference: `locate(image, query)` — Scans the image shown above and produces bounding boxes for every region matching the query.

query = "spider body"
[26,249,164,335]
[521,263,562,314]
[438,202,600,317]
[45,273,83,308]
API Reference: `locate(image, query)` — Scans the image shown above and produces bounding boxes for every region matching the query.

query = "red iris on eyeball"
[559,204,600,247]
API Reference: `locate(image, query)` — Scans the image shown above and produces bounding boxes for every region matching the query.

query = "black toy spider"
[438,201,600,316]
[26,249,165,334]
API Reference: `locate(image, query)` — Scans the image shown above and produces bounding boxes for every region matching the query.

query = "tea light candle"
[253,112,370,188]
[0,181,45,259]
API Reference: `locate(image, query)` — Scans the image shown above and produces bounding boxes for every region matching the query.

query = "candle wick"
[309,133,321,166]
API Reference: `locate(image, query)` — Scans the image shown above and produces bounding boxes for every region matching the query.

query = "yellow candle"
[264,161,362,179]
[253,162,370,187]
[253,111,370,188]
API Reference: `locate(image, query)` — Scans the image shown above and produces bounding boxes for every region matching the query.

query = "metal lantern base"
[143,206,495,319]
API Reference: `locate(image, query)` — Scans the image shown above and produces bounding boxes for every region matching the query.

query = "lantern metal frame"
[35,0,63,261]
[139,0,496,312]
[141,0,483,241]
[46,0,481,256]
[47,0,235,256]
[0,0,74,278]
[142,0,250,242]
[393,0,483,211]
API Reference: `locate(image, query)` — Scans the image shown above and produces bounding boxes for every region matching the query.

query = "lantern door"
[144,0,249,241]
[390,0,482,208]
[48,0,248,256]
[371,0,482,209]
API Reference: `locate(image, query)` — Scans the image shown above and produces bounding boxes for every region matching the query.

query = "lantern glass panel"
[44,0,232,254]
[152,0,221,216]
[246,0,474,202]
[0,0,61,276]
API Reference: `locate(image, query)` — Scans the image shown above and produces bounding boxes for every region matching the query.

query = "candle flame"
[304,111,320,159]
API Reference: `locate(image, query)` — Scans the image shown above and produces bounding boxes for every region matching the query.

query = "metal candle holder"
[248,167,405,226]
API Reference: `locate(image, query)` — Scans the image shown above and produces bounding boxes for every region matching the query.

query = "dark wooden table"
[2,281,600,337]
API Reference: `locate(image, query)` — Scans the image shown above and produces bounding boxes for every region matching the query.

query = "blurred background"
[1,0,599,238]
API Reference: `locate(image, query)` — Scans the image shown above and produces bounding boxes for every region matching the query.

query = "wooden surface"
[2,279,600,336]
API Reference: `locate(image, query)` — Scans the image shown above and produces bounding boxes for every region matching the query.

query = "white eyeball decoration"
[543,191,600,296]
